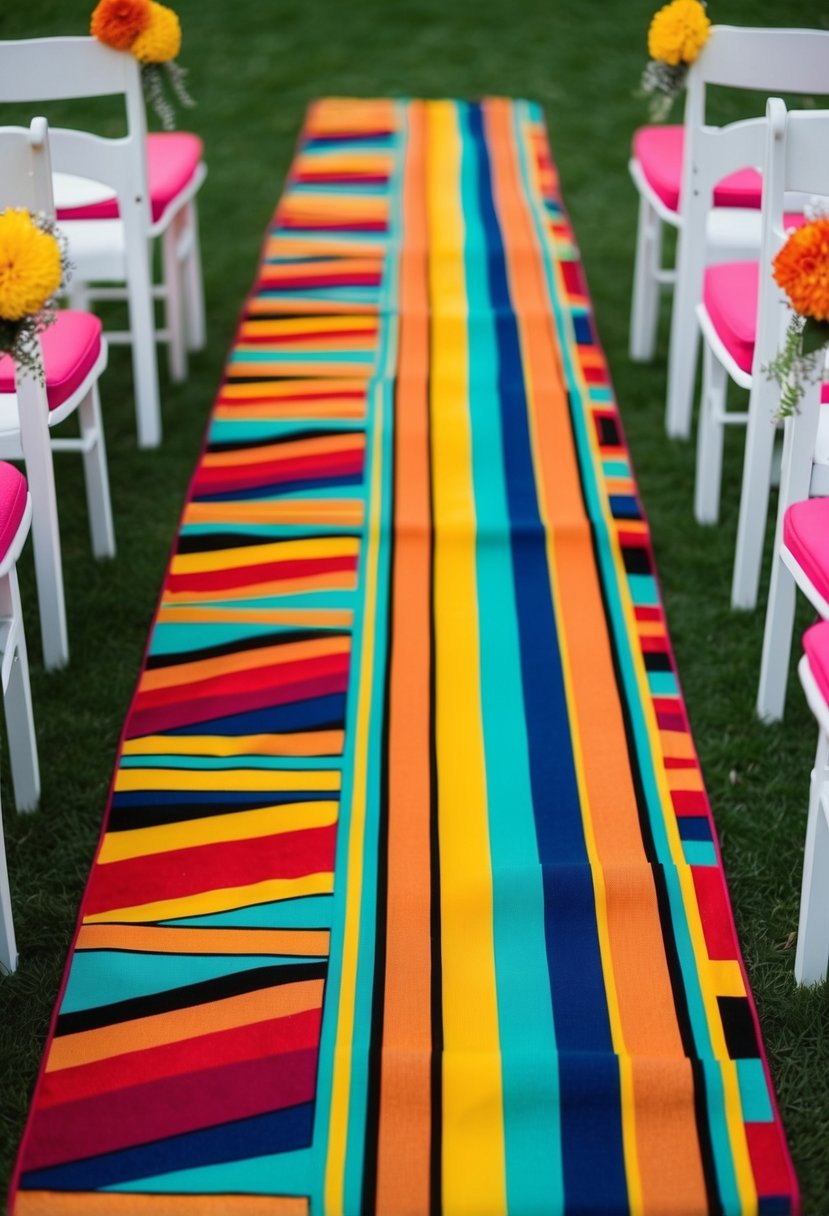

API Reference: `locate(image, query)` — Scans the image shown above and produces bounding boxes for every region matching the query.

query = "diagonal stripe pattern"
[11,99,798,1216]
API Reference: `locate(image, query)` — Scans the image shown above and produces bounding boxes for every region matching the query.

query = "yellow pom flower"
[131,0,181,63]
[0,210,62,323]
[773,218,829,324]
[648,0,711,67]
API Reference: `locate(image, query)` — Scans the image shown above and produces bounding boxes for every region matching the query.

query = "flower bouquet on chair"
[90,0,195,130]
[639,0,711,121]
[0,209,68,383]
[766,216,829,419]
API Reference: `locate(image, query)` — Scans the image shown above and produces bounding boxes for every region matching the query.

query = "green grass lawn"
[1,0,828,1209]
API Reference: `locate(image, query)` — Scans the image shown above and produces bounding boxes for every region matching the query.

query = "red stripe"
[85,823,338,915]
[690,868,741,960]
[280,217,388,232]
[24,1047,319,1171]
[127,670,348,737]
[292,172,389,185]
[237,328,377,346]
[193,450,365,490]
[258,273,382,290]
[165,554,358,595]
[744,1122,795,1195]
[135,651,351,711]
[40,1006,322,1108]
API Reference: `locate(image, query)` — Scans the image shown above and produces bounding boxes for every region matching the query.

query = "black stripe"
[145,628,350,669]
[108,793,339,833]
[55,960,327,1036]
[427,247,443,1216]
[360,371,397,1215]
[175,532,361,555]
[562,392,724,1215]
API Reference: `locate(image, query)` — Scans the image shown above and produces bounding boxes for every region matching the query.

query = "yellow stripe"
[98,801,338,864]
[170,536,359,575]
[113,768,341,793]
[121,732,344,758]
[83,873,334,924]
[323,307,391,1210]
[428,100,506,1216]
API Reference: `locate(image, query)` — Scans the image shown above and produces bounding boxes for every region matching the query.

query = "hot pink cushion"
[0,312,103,411]
[0,462,28,565]
[785,499,829,606]
[56,132,203,225]
[803,620,829,708]
[633,125,763,213]
[703,261,758,374]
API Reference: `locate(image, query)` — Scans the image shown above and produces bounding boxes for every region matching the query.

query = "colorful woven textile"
[11,99,798,1216]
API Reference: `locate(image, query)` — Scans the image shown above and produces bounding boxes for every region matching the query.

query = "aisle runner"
[11,99,798,1216]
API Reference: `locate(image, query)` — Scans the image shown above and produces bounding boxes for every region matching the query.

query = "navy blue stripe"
[161,694,348,736]
[19,1103,314,1191]
[467,101,627,1210]
[193,473,363,503]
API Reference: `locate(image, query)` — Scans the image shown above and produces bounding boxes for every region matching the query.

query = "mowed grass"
[1,0,828,1209]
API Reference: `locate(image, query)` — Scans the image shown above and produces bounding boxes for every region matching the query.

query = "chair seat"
[0,462,28,565]
[632,125,762,213]
[0,312,103,411]
[785,497,829,606]
[56,133,204,225]
[803,620,829,708]
[703,262,758,374]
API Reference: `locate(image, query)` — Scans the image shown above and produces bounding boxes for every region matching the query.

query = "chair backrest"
[0,37,149,211]
[0,118,55,216]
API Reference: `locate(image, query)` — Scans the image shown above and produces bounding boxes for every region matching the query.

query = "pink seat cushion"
[56,132,203,225]
[803,620,829,708]
[0,462,28,565]
[785,498,829,606]
[0,312,103,411]
[633,125,763,213]
[703,261,758,374]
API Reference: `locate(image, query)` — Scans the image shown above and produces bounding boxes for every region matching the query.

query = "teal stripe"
[648,670,679,697]
[164,894,334,929]
[602,460,631,478]
[310,103,404,1214]
[516,100,743,1214]
[627,573,659,606]
[461,103,563,1211]
[230,350,374,365]
[168,591,356,611]
[118,755,341,771]
[683,840,718,867]
[149,619,347,656]
[257,287,378,303]
[180,522,360,540]
[735,1058,774,1122]
[105,1148,310,1195]
[60,951,322,1014]
[208,419,364,443]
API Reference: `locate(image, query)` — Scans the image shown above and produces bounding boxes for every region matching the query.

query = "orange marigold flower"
[131,1,181,63]
[773,218,829,324]
[90,0,151,51]
[648,0,711,67]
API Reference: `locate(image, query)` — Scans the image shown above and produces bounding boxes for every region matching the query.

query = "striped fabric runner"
[11,99,798,1216]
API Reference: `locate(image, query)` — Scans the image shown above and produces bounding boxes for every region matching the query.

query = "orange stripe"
[15,1194,308,1216]
[375,101,432,1216]
[200,433,364,469]
[155,606,352,628]
[74,925,330,956]
[485,98,707,1214]
[46,978,325,1072]
[182,501,363,525]
[139,635,349,692]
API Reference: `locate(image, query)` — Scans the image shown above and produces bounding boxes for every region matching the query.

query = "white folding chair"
[0,119,115,670]
[0,460,40,973]
[794,620,829,985]
[0,36,208,449]
[628,25,829,440]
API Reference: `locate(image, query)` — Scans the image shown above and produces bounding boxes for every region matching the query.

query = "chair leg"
[163,218,188,384]
[694,341,727,525]
[731,386,778,611]
[757,552,798,723]
[665,228,702,441]
[182,200,207,353]
[795,732,829,985]
[16,381,68,670]
[1,568,39,814]
[78,385,116,559]
[629,195,663,363]
[0,810,18,974]
[124,232,163,449]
